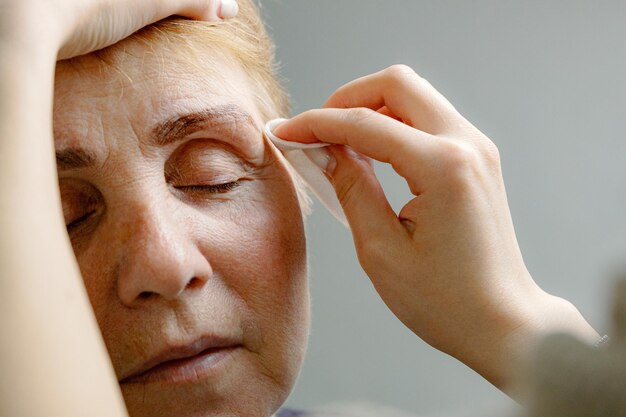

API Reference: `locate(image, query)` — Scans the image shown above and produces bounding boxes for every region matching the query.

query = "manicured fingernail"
[305,148,336,176]
[219,0,239,19]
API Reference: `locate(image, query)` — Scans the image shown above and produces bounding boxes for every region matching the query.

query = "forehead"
[53,39,263,152]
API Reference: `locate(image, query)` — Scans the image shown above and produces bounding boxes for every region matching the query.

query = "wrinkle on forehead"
[59,36,234,93]
[55,30,249,111]
[53,44,269,185]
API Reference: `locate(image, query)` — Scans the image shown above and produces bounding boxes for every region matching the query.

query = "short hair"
[89,0,313,215]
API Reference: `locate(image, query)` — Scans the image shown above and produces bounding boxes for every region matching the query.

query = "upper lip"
[119,335,242,383]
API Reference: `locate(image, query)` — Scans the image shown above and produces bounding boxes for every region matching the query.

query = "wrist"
[0,2,64,62]
[460,283,599,398]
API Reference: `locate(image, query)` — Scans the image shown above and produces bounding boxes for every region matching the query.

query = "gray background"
[259,1,626,415]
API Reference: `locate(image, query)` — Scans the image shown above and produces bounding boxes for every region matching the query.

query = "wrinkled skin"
[54,39,309,417]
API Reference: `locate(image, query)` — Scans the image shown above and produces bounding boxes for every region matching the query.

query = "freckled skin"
[53,39,310,417]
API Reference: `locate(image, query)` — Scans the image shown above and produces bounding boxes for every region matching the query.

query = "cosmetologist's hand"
[274,65,599,394]
[2,0,238,60]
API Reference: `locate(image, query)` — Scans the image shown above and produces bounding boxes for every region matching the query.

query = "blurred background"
[258,1,626,415]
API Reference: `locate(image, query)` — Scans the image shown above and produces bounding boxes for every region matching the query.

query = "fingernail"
[304,148,336,176]
[219,0,239,19]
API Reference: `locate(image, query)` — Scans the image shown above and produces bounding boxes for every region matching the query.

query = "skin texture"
[53,40,309,417]
[274,65,599,395]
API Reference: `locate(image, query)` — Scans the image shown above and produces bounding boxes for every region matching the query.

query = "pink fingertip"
[218,0,239,19]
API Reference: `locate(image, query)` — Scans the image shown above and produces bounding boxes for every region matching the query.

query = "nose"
[116,201,212,306]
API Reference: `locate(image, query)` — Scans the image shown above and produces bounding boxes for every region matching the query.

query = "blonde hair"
[132,0,290,119]
[93,0,313,214]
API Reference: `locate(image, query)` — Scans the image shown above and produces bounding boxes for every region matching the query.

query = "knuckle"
[384,64,423,87]
[467,129,502,168]
[342,107,378,126]
[382,65,441,103]
[439,142,481,183]
[385,64,417,79]
[436,138,504,195]
[481,139,502,167]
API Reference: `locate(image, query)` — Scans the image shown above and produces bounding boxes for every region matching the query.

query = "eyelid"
[184,128,263,163]
[167,165,246,186]
[59,180,103,235]
[67,209,97,231]
[165,140,252,184]
[172,174,242,187]
[63,195,99,224]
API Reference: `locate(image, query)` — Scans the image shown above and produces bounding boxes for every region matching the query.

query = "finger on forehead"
[324,65,464,135]
[273,108,436,181]
[167,0,236,21]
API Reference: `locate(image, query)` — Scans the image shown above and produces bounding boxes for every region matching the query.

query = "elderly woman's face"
[53,39,309,417]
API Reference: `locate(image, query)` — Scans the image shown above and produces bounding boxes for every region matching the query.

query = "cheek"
[73,234,120,321]
[203,172,310,389]
[210,177,308,321]
[205,147,308,305]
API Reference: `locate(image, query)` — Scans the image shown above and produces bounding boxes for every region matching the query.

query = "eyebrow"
[56,147,97,171]
[55,104,257,171]
[152,104,257,147]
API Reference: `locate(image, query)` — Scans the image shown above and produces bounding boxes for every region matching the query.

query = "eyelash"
[176,180,242,194]
[67,210,97,232]
[66,181,242,232]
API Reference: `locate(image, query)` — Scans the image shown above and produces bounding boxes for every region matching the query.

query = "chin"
[120,347,297,417]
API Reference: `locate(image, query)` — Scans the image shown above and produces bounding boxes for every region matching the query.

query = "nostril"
[186,277,204,290]
[138,291,153,300]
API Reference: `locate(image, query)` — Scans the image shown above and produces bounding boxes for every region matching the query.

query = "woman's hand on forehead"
[60,0,239,59]
[5,0,238,60]
[0,1,240,416]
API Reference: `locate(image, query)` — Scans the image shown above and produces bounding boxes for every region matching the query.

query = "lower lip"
[122,345,242,385]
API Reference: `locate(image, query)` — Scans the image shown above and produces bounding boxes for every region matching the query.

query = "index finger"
[324,65,468,136]
[272,107,439,191]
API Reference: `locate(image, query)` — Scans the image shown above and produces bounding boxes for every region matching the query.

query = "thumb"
[326,145,400,259]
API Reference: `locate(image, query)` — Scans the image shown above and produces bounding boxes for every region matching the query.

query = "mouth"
[120,336,244,385]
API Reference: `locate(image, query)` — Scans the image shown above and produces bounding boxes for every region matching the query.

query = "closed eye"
[67,210,97,231]
[176,181,242,194]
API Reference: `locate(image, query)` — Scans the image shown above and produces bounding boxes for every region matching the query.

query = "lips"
[119,335,243,385]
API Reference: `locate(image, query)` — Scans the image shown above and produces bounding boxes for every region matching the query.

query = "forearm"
[0,35,127,417]
[453,281,600,401]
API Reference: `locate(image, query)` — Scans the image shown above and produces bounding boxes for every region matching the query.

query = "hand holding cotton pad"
[264,118,348,227]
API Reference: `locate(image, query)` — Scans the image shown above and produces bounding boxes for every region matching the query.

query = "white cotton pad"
[264,118,348,228]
